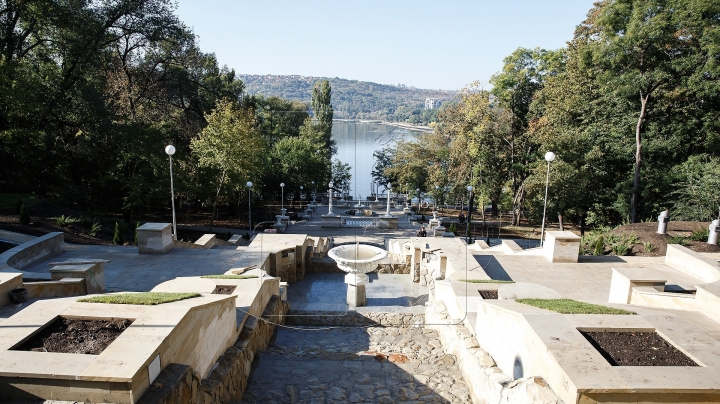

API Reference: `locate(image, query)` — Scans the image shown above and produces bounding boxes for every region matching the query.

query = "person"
[417,226,427,237]
[458,212,465,224]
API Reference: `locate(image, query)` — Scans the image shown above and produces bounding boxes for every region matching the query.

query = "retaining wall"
[0,232,64,270]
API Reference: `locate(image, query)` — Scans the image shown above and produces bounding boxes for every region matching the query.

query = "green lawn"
[516,298,635,315]
[459,279,514,284]
[0,193,38,210]
[78,292,200,305]
[200,275,258,279]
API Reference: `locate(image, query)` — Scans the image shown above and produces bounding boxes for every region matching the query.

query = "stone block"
[50,262,106,294]
[137,223,174,254]
[194,234,217,249]
[320,215,341,228]
[378,217,398,229]
[665,244,720,283]
[543,231,580,263]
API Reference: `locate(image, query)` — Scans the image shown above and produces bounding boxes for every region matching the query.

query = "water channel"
[331,120,423,198]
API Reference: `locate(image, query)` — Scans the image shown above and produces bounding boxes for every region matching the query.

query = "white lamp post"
[299,186,304,209]
[466,185,474,243]
[280,182,285,214]
[385,183,392,217]
[435,185,440,210]
[246,181,253,235]
[328,181,335,215]
[164,145,177,240]
[540,151,556,246]
[311,181,316,202]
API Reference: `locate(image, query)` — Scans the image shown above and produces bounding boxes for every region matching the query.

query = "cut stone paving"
[239,326,470,403]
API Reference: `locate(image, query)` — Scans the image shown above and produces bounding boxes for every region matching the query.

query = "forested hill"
[239,75,456,123]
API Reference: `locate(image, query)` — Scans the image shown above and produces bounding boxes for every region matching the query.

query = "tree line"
[374,0,720,231]
[0,0,338,225]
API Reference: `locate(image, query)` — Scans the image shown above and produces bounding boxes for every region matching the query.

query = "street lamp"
[466,185,474,243]
[385,183,393,217]
[299,186,304,210]
[164,145,177,240]
[540,151,556,246]
[311,181,316,202]
[280,182,285,212]
[435,185,440,211]
[328,181,335,215]
[415,188,421,213]
[246,181,253,235]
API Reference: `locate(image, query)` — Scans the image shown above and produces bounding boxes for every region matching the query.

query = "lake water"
[331,121,422,198]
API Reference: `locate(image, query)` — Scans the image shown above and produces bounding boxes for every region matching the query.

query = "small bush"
[611,241,631,256]
[623,232,640,245]
[689,228,709,242]
[133,222,141,246]
[242,232,250,240]
[113,222,124,245]
[643,241,654,253]
[449,223,457,234]
[668,235,687,246]
[89,221,102,237]
[593,235,605,256]
[51,215,80,227]
[19,205,30,225]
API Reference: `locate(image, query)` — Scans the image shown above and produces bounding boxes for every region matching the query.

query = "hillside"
[239,75,456,123]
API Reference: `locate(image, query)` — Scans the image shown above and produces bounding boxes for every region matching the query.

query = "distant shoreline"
[333,119,433,133]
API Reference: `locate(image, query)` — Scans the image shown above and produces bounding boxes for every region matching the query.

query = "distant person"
[417,226,427,237]
[458,213,465,224]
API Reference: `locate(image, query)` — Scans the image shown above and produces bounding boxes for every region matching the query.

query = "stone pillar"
[385,184,393,217]
[345,273,368,308]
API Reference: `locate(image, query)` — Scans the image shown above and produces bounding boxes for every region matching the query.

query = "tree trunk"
[512,183,525,226]
[580,213,586,237]
[631,93,649,223]
[210,170,227,231]
[558,213,564,231]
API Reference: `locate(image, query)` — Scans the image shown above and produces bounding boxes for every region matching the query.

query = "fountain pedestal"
[345,273,368,307]
[328,244,388,309]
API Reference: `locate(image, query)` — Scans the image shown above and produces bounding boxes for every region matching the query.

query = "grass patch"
[201,275,259,279]
[516,299,635,315]
[78,292,200,305]
[459,279,514,284]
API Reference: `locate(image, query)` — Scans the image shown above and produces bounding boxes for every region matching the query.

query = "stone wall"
[138,295,288,404]
[0,232,64,270]
[377,252,411,274]
[285,310,424,327]
[425,301,563,404]
[305,256,344,273]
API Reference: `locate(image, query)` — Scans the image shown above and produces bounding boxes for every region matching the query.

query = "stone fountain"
[328,244,388,308]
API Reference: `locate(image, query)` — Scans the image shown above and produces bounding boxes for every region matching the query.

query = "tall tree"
[310,79,335,154]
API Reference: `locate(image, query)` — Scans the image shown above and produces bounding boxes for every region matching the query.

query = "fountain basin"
[328,244,388,274]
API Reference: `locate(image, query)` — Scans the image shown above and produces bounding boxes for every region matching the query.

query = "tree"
[311,80,335,153]
[671,155,720,221]
[581,0,720,222]
[371,147,396,191]
[331,159,352,196]
[191,99,265,229]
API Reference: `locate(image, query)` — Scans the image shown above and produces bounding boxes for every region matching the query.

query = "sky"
[176,1,597,91]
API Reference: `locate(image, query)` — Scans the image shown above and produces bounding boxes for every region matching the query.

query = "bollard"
[709,219,720,245]
[657,210,670,234]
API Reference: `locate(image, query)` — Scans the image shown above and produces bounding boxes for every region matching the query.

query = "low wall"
[0,232,64,270]
[0,273,23,307]
[137,295,288,404]
[665,244,720,283]
[285,310,424,327]
[25,278,86,299]
[425,302,561,404]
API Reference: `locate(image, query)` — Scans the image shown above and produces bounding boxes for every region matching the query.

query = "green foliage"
[671,155,720,221]
[19,206,30,225]
[643,242,654,253]
[113,222,124,245]
[79,292,200,305]
[89,221,102,238]
[611,241,631,256]
[459,279,514,284]
[517,299,635,315]
[668,235,687,246]
[134,222,141,246]
[449,223,457,234]
[15,198,22,215]
[331,160,352,195]
[200,275,258,279]
[690,228,710,242]
[0,194,38,210]
[51,215,80,227]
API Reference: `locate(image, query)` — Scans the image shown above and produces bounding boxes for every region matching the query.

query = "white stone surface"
[665,244,720,283]
[543,231,580,263]
[497,282,562,300]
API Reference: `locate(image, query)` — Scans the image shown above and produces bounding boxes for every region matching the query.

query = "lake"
[331,121,423,198]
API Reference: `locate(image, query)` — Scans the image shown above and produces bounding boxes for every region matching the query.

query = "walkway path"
[238,325,470,403]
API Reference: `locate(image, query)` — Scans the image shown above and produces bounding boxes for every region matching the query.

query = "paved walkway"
[238,326,470,403]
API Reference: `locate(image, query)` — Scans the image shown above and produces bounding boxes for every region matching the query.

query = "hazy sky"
[176,1,597,90]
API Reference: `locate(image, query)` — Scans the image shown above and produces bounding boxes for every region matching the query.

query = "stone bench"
[228,234,243,245]
[137,223,173,254]
[49,262,106,294]
[501,239,523,254]
[543,231,580,263]
[194,234,218,249]
[608,268,667,304]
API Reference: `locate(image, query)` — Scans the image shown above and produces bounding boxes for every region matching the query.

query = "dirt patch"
[610,221,720,257]
[478,290,498,299]
[581,331,697,366]
[212,285,237,295]
[16,317,132,354]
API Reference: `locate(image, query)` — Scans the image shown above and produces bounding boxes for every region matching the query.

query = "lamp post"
[328,181,335,216]
[416,188,421,212]
[466,185,474,243]
[540,151,556,246]
[385,183,392,217]
[435,185,440,211]
[311,181,316,202]
[280,182,285,213]
[246,181,253,235]
[164,145,177,240]
[299,186,304,210]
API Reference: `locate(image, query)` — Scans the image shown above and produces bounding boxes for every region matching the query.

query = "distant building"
[424,98,442,110]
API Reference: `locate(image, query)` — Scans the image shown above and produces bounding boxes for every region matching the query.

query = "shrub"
[113,222,124,245]
[449,223,457,234]
[668,235,687,246]
[623,232,640,245]
[19,205,30,225]
[51,215,80,227]
[89,221,102,237]
[689,227,709,242]
[643,241,654,253]
[593,236,605,256]
[242,232,250,240]
[611,241,631,256]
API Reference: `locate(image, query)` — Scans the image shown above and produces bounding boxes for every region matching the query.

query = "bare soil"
[212,285,237,295]
[478,290,498,299]
[608,221,720,257]
[581,331,698,366]
[16,317,132,355]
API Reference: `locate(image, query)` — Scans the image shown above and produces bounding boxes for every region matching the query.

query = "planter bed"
[15,317,132,354]
[581,331,698,366]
